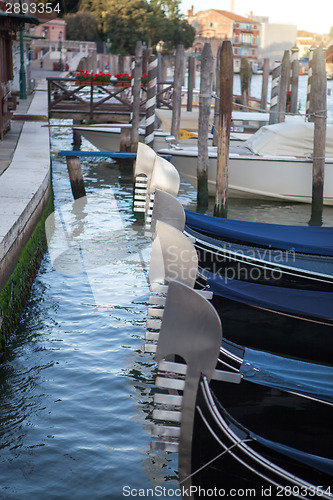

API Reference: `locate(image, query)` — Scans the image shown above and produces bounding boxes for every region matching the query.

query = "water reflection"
[1,120,332,499]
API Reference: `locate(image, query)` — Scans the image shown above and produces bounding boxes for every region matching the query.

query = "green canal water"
[0,119,332,499]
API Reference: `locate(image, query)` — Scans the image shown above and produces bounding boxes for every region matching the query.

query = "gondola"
[150,281,333,500]
[148,219,333,365]
[198,268,333,365]
[148,189,333,291]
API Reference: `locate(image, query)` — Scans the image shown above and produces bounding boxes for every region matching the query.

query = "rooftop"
[195,9,258,24]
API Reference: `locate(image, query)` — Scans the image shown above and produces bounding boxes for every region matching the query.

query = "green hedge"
[0,188,54,356]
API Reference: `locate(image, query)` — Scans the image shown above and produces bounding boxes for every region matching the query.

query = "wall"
[33,18,66,42]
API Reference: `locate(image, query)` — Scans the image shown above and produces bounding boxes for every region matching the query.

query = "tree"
[31,0,81,16]
[65,12,100,41]
[77,0,194,54]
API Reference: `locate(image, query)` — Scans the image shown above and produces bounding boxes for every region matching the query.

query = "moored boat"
[147,189,333,291]
[150,281,333,499]
[148,219,333,365]
[157,121,333,204]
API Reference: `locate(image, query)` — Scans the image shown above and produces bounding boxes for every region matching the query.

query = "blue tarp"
[205,271,333,320]
[240,347,333,403]
[252,433,333,476]
[185,210,333,257]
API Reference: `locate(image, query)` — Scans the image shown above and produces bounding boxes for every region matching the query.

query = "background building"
[187,8,259,72]
[255,20,297,64]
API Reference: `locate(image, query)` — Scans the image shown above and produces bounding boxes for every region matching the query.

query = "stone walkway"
[0,69,62,176]
[0,94,33,175]
[0,70,53,290]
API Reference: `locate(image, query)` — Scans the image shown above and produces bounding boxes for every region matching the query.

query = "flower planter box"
[116,81,147,88]
[75,80,110,86]
[116,81,131,87]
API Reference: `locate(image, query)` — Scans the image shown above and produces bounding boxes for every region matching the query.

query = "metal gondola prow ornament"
[133,142,157,213]
[148,220,198,289]
[146,189,186,237]
[145,156,181,228]
[152,281,240,497]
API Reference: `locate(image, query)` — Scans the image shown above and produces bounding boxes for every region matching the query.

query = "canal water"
[1,82,333,499]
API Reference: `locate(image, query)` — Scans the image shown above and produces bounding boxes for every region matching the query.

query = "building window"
[194,22,198,27]
[209,22,213,27]
[252,49,256,56]
[241,33,251,44]
[234,48,238,54]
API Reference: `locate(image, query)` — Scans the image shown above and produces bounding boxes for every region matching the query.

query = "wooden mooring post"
[66,156,86,200]
[197,43,213,209]
[214,40,233,218]
[145,55,158,148]
[131,41,143,152]
[260,58,269,111]
[240,58,252,109]
[213,45,221,147]
[278,50,290,123]
[306,46,316,121]
[171,44,185,143]
[73,121,82,150]
[269,61,281,125]
[309,48,327,226]
[187,56,195,112]
[290,46,299,114]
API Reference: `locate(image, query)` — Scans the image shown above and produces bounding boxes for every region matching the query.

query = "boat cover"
[205,271,333,320]
[240,347,333,403]
[244,121,333,157]
[185,210,333,256]
[252,434,333,476]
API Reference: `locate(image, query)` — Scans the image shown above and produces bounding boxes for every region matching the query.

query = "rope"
[213,95,329,120]
[179,407,252,484]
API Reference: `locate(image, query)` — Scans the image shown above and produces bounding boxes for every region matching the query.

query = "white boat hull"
[157,148,333,205]
[73,125,248,152]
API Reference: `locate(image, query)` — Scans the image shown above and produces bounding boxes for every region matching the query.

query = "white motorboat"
[72,122,253,152]
[72,107,257,153]
[157,121,333,205]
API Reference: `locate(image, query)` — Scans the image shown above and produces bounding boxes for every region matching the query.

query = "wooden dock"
[47,77,174,122]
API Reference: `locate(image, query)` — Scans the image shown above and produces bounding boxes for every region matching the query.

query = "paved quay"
[0,73,52,292]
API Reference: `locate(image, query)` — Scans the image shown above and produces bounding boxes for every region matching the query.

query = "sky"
[179,0,332,35]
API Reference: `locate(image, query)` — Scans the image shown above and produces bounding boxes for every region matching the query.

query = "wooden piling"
[73,120,82,149]
[306,46,315,121]
[278,50,290,123]
[260,58,269,111]
[145,55,158,148]
[187,56,195,112]
[120,127,132,152]
[214,40,233,218]
[240,58,252,109]
[197,43,213,208]
[142,47,152,75]
[213,45,221,147]
[309,48,327,226]
[269,61,281,125]
[66,156,86,200]
[171,44,185,143]
[131,41,143,152]
[290,46,299,114]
